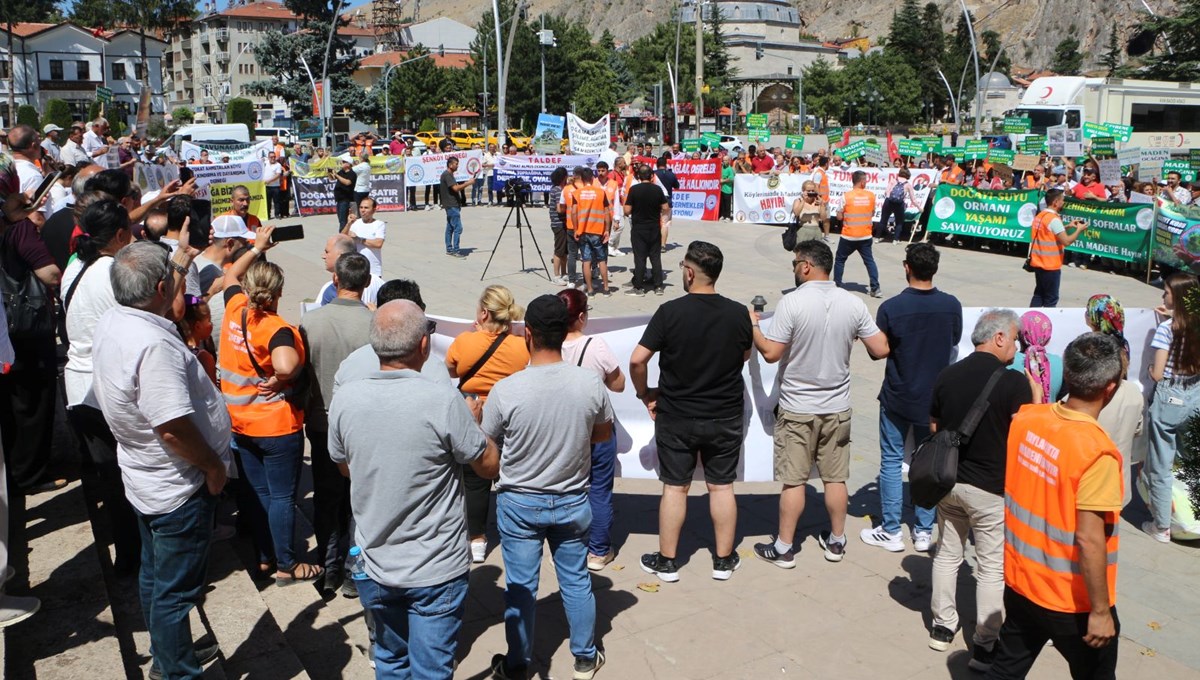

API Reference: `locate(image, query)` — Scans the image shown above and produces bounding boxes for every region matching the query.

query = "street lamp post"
[381,53,432,136]
[694,0,704,135]
[956,0,982,138]
[319,0,347,149]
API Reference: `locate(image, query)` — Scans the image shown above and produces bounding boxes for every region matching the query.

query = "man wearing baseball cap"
[40,124,63,162]
[194,214,257,346]
[484,294,613,680]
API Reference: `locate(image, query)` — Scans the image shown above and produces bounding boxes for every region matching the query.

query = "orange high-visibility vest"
[604,177,624,219]
[561,183,579,233]
[217,292,306,437]
[940,165,964,185]
[840,187,875,239]
[1004,404,1121,614]
[571,181,609,237]
[1029,209,1064,271]
[813,167,830,202]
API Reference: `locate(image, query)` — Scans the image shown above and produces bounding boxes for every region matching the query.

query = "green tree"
[42,99,73,129]
[600,30,636,104]
[384,45,444,129]
[574,57,618,121]
[67,0,111,27]
[171,106,195,125]
[16,105,39,129]
[226,97,255,133]
[839,52,920,125]
[622,21,699,112]
[1134,0,1200,80]
[918,3,947,121]
[703,8,738,111]
[802,58,843,126]
[1100,23,1124,76]
[884,0,923,69]
[88,100,103,123]
[981,30,1011,76]
[942,9,979,118]
[6,0,61,22]
[1051,37,1083,75]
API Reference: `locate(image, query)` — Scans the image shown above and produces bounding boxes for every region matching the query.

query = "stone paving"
[6,203,1198,679]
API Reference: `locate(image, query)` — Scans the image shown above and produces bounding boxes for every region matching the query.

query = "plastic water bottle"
[348,546,369,581]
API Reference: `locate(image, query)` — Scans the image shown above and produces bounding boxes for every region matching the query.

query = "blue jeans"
[1145,379,1200,529]
[137,490,217,679]
[357,573,468,679]
[878,406,935,535]
[337,199,353,232]
[496,491,596,669]
[588,432,617,556]
[833,238,880,293]
[444,207,463,253]
[234,431,304,569]
[471,177,484,204]
[1030,268,1061,308]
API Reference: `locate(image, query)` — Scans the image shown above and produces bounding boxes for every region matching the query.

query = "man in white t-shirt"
[352,154,371,207]
[8,125,48,227]
[749,239,889,566]
[347,197,386,277]
[61,124,91,166]
[40,124,63,162]
[82,118,110,166]
[263,152,283,219]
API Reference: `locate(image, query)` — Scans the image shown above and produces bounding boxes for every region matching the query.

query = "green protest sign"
[927,185,1041,242]
[897,139,926,157]
[964,140,989,160]
[1104,123,1133,143]
[1003,117,1031,134]
[1082,122,1110,139]
[96,86,113,104]
[746,113,768,128]
[1153,200,1200,274]
[987,148,1015,165]
[1020,135,1046,155]
[681,138,701,152]
[1061,198,1154,263]
[939,146,967,159]
[1163,159,1197,183]
[825,127,844,146]
[784,135,805,151]
[748,127,771,144]
[835,139,866,160]
[921,137,942,152]
[700,132,721,148]
[1091,136,1116,158]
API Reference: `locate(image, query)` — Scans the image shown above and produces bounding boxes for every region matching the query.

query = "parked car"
[718,135,745,152]
[487,128,531,150]
[415,131,444,147]
[448,129,487,148]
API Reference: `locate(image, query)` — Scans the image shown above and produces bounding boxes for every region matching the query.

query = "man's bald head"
[72,164,104,200]
[370,300,429,366]
[323,233,356,272]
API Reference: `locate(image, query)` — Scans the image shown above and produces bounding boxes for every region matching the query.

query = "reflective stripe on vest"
[841,189,874,239]
[217,295,304,437]
[575,186,608,236]
[1029,210,1063,270]
[1005,494,1119,574]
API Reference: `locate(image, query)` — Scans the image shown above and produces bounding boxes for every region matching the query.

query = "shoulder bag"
[240,306,310,409]
[1,263,56,341]
[457,332,508,392]
[909,367,1007,508]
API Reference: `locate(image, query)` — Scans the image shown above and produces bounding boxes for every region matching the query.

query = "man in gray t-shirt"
[483,295,612,679]
[328,300,498,677]
[440,157,476,256]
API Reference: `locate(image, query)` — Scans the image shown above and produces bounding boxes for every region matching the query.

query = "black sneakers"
[573,650,606,679]
[752,541,796,569]
[639,552,680,583]
[711,552,741,581]
[968,642,996,671]
[928,625,957,652]
[491,652,527,679]
[148,639,221,680]
[817,531,846,562]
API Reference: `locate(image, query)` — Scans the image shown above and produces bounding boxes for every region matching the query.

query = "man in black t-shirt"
[623,165,670,296]
[439,157,476,257]
[926,308,1032,665]
[654,156,680,250]
[331,159,357,232]
[630,241,752,584]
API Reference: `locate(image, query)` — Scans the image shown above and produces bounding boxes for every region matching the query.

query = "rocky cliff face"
[416,0,1175,72]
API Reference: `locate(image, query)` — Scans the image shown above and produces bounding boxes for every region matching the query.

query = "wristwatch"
[169,261,188,277]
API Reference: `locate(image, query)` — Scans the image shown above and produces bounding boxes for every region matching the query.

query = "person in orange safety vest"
[1027,189,1086,308]
[832,170,881,297]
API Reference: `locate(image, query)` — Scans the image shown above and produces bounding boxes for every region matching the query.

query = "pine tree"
[981,30,1011,76]
[1134,0,1200,81]
[801,57,841,126]
[1051,37,1084,75]
[884,0,923,74]
[917,2,947,122]
[1100,23,1123,76]
[704,7,738,111]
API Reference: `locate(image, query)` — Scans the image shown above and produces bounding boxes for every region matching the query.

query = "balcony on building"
[215,28,229,43]
[215,51,230,63]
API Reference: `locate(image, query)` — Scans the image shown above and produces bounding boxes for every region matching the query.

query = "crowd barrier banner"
[566,113,610,155]
[926,185,1040,242]
[1153,199,1200,274]
[292,175,338,216]
[291,155,407,216]
[404,150,483,187]
[493,154,599,193]
[181,139,272,164]
[414,307,1156,483]
[1061,199,1154,263]
[666,157,721,221]
[732,168,937,225]
[187,160,268,221]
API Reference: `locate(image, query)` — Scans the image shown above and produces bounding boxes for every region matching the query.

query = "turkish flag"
[839,128,850,148]
[886,131,899,163]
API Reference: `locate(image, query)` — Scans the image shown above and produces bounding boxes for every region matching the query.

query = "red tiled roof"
[219,1,298,20]
[437,110,480,118]
[7,23,59,37]
[359,50,473,70]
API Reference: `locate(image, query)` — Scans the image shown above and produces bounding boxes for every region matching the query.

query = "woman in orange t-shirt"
[445,284,530,562]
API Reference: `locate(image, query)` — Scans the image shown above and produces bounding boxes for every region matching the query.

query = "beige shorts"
[773,408,852,484]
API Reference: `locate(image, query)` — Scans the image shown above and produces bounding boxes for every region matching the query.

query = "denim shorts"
[579,233,608,262]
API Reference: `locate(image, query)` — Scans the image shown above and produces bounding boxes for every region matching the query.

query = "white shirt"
[159,237,202,297]
[91,305,233,515]
[353,161,372,193]
[40,138,61,161]
[317,275,384,307]
[348,218,386,276]
[599,148,619,169]
[63,257,119,408]
[61,139,91,166]
[46,182,73,216]
[14,158,47,214]
[264,162,283,187]
[82,129,106,159]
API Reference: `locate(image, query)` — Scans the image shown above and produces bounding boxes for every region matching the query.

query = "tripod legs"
[480,203,552,281]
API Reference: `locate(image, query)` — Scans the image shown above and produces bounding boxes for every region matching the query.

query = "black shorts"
[552,227,568,258]
[655,412,744,485]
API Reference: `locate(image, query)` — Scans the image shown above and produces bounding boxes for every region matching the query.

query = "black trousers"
[463,463,493,538]
[68,405,141,573]
[407,186,418,210]
[266,186,281,218]
[987,587,1119,680]
[631,228,663,291]
[877,197,908,241]
[719,192,732,220]
[307,427,350,582]
[0,337,58,491]
[424,185,440,207]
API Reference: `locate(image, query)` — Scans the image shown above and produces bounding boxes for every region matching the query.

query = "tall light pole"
[537,18,555,113]
[936,68,961,133]
[491,0,505,150]
[673,0,683,142]
[319,0,347,148]
[694,0,704,135]
[956,0,981,138]
[381,53,432,135]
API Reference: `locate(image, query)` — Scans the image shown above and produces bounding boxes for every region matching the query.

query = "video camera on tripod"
[503,177,533,207]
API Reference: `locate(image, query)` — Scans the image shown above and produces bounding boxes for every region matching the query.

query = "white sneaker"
[1141,521,1171,543]
[470,541,487,563]
[552,275,568,287]
[912,531,933,553]
[0,594,40,628]
[860,527,904,552]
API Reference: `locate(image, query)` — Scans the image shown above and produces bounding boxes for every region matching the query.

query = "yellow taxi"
[487,129,532,150]
[415,131,444,147]
[447,128,487,148]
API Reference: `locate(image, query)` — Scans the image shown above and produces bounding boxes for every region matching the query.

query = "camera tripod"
[480,198,551,281]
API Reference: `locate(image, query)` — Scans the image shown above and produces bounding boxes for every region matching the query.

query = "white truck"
[1008,76,1200,150]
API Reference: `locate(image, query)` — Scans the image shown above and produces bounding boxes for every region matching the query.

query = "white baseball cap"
[212,214,255,240]
[42,124,63,134]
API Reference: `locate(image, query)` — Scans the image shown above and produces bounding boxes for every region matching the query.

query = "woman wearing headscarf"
[1084,294,1144,506]
[1006,310,1064,403]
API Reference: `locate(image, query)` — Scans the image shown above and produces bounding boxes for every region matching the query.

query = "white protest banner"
[1140,148,1172,164]
[733,168,937,224]
[1117,147,1142,166]
[403,150,483,187]
[493,154,598,192]
[187,160,268,221]
[180,139,271,164]
[1099,158,1122,187]
[566,113,610,155]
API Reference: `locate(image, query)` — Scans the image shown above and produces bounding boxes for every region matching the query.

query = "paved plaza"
[6,204,1199,680]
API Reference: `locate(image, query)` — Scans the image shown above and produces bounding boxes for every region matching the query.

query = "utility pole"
[482,50,489,135]
[540,15,546,113]
[673,0,683,143]
[694,0,704,135]
[491,0,506,150]
[320,0,347,148]
[5,0,14,127]
[956,0,981,138]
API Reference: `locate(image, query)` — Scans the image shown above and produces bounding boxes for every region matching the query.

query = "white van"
[163,123,251,151]
[255,127,294,145]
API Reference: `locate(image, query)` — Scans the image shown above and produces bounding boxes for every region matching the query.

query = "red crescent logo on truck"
[1040,86,1053,99]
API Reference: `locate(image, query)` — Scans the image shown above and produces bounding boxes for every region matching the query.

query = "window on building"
[78,61,90,80]
[135,62,146,80]
[112,62,126,80]
[1131,103,1200,133]
[0,60,9,79]
[49,60,64,80]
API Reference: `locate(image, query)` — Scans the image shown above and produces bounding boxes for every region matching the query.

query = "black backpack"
[909,368,1006,508]
[1,264,56,341]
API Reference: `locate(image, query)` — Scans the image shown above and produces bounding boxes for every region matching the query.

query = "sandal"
[256,561,277,579]
[275,562,324,587]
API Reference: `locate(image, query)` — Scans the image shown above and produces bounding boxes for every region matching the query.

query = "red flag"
[839,128,850,148]
[886,130,899,162]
